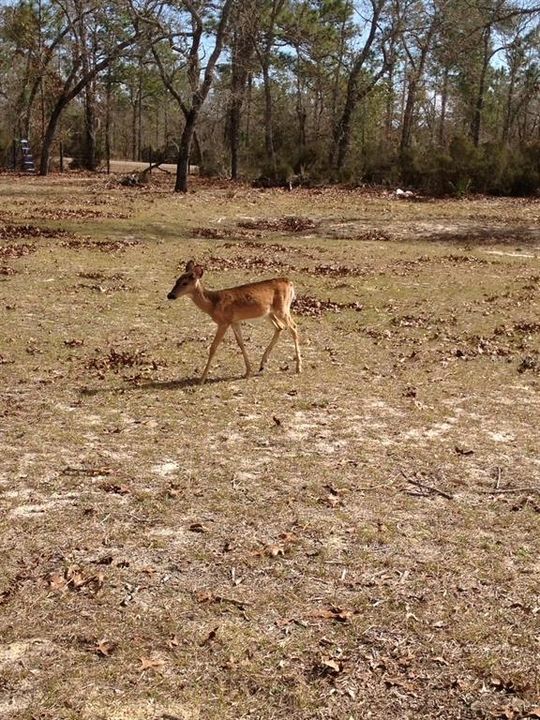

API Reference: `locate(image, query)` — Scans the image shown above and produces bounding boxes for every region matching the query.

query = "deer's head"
[167,260,204,300]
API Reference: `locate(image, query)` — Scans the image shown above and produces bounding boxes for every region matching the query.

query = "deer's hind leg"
[285,314,302,374]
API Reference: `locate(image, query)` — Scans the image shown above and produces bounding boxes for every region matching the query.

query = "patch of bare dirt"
[422,228,540,246]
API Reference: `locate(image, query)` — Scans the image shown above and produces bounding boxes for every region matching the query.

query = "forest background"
[0,0,539,195]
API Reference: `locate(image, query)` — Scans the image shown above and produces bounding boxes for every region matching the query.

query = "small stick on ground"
[400,470,454,500]
[478,487,540,495]
[493,466,502,490]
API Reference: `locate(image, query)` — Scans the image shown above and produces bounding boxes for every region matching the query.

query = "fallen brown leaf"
[201,626,219,645]
[48,572,67,591]
[166,634,180,649]
[267,544,285,557]
[139,655,166,671]
[310,607,354,622]
[100,482,130,495]
[189,522,207,533]
[94,639,116,657]
[320,657,341,673]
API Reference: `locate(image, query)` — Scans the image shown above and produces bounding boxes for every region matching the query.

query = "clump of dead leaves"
[0,264,17,276]
[0,223,72,241]
[293,294,363,316]
[0,242,38,259]
[305,263,372,278]
[192,226,263,240]
[60,237,140,253]
[202,254,288,273]
[47,565,104,594]
[86,347,165,375]
[237,216,318,233]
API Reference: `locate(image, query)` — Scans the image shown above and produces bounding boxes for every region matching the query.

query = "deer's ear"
[185,260,195,272]
[192,265,204,278]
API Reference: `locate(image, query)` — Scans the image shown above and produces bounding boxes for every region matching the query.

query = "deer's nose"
[167,292,175,300]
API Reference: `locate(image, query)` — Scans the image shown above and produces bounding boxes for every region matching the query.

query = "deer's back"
[209,278,294,323]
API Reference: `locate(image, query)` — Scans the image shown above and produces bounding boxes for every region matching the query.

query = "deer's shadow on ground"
[80,374,243,396]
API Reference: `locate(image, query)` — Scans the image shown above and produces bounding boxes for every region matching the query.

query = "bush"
[395,136,540,197]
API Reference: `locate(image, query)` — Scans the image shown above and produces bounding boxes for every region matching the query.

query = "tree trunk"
[78,16,98,171]
[502,64,516,144]
[400,39,432,157]
[230,100,241,179]
[227,7,256,180]
[83,79,97,170]
[295,50,306,157]
[132,93,137,160]
[384,67,395,142]
[330,0,387,175]
[331,0,351,129]
[40,99,69,175]
[228,33,248,179]
[137,57,143,161]
[261,60,276,174]
[438,67,449,145]
[246,74,253,146]
[470,27,491,147]
[400,76,418,155]
[105,70,112,174]
[333,87,356,173]
[175,111,197,193]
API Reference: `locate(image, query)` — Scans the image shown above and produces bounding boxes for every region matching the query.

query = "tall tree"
[399,0,442,158]
[226,0,258,179]
[254,0,288,176]
[152,0,236,192]
[330,0,398,175]
[36,0,161,175]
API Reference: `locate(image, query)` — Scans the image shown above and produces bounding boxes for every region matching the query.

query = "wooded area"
[1,0,539,194]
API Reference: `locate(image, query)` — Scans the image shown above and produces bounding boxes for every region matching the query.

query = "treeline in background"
[1,0,539,194]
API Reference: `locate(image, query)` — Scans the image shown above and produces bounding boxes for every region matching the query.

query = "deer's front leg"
[232,323,252,378]
[200,323,229,385]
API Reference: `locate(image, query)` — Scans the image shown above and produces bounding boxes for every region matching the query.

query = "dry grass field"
[1,171,539,720]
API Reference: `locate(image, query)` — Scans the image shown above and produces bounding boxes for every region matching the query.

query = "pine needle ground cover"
[1,173,539,720]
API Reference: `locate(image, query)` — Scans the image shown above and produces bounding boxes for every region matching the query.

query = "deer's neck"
[189,283,215,316]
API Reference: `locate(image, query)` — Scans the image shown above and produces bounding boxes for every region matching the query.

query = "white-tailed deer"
[167,260,302,385]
